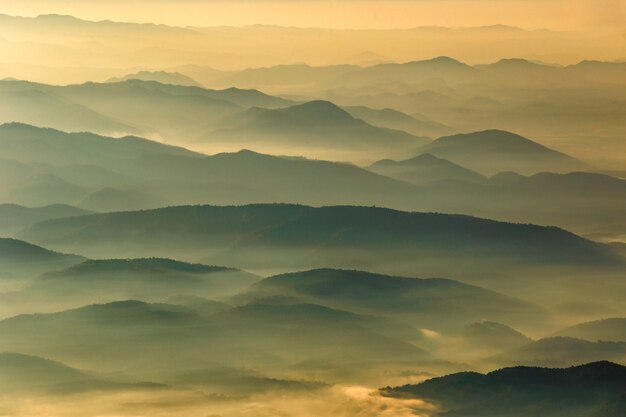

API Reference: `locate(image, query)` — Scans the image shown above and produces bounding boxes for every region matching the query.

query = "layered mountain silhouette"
[106,71,203,87]
[1,11,625,415]
[412,170,626,234]
[489,336,626,368]
[0,299,434,380]
[0,122,197,166]
[0,352,160,394]
[7,258,260,313]
[202,100,428,153]
[0,123,419,209]
[462,321,532,352]
[0,352,91,393]
[335,56,480,89]
[416,129,589,175]
[0,238,82,268]
[382,361,626,417]
[0,238,83,286]
[239,268,540,327]
[0,87,140,134]
[0,204,91,235]
[3,123,625,236]
[166,364,325,396]
[554,318,626,342]
[0,79,291,141]
[17,205,623,275]
[342,105,453,137]
[368,153,485,185]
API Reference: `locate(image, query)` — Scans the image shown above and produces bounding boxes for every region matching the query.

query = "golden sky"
[1,0,625,31]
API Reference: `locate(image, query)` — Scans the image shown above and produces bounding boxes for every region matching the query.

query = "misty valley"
[0,8,625,417]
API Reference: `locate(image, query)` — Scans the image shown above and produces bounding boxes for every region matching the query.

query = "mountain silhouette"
[0,123,419,210]
[417,129,589,175]
[343,105,453,137]
[490,336,626,368]
[240,268,540,326]
[203,100,428,152]
[17,204,623,273]
[554,318,626,343]
[14,258,260,309]
[107,71,203,87]
[0,79,291,142]
[382,361,626,417]
[0,299,433,380]
[0,203,91,235]
[0,238,82,265]
[368,153,485,185]
[0,87,140,134]
[462,321,532,351]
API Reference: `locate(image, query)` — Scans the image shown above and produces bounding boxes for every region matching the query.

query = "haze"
[0,1,625,416]
[2,0,625,32]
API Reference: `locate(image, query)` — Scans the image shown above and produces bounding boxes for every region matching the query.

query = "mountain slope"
[405,170,626,236]
[17,204,623,273]
[107,71,203,87]
[0,123,418,210]
[368,153,485,185]
[0,122,199,167]
[382,361,626,417]
[14,258,260,310]
[462,321,532,351]
[0,352,119,394]
[239,268,540,326]
[554,318,626,343]
[0,79,292,142]
[202,100,428,153]
[0,238,82,265]
[0,87,139,134]
[416,129,589,175]
[4,123,623,236]
[0,300,432,380]
[0,204,91,235]
[336,56,481,89]
[490,337,626,368]
[343,105,454,137]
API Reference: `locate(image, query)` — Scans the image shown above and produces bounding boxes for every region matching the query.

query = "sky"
[1,0,625,31]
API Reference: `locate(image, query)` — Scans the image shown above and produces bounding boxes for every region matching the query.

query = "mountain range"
[0,204,91,235]
[2,258,260,315]
[2,123,626,238]
[368,153,485,185]
[0,299,436,382]
[0,79,432,159]
[201,100,428,156]
[17,204,623,276]
[238,268,541,329]
[415,129,590,175]
[554,318,626,343]
[106,71,203,87]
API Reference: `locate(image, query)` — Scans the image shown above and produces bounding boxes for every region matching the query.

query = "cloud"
[0,384,440,417]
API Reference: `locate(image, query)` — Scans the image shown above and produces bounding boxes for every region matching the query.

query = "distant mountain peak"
[430,56,464,64]
[0,121,44,130]
[213,149,267,159]
[281,100,359,125]
[417,129,590,176]
[56,258,233,276]
[0,237,82,263]
[288,100,347,113]
[492,58,546,67]
[106,71,202,87]
[36,14,82,22]
[404,56,470,68]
